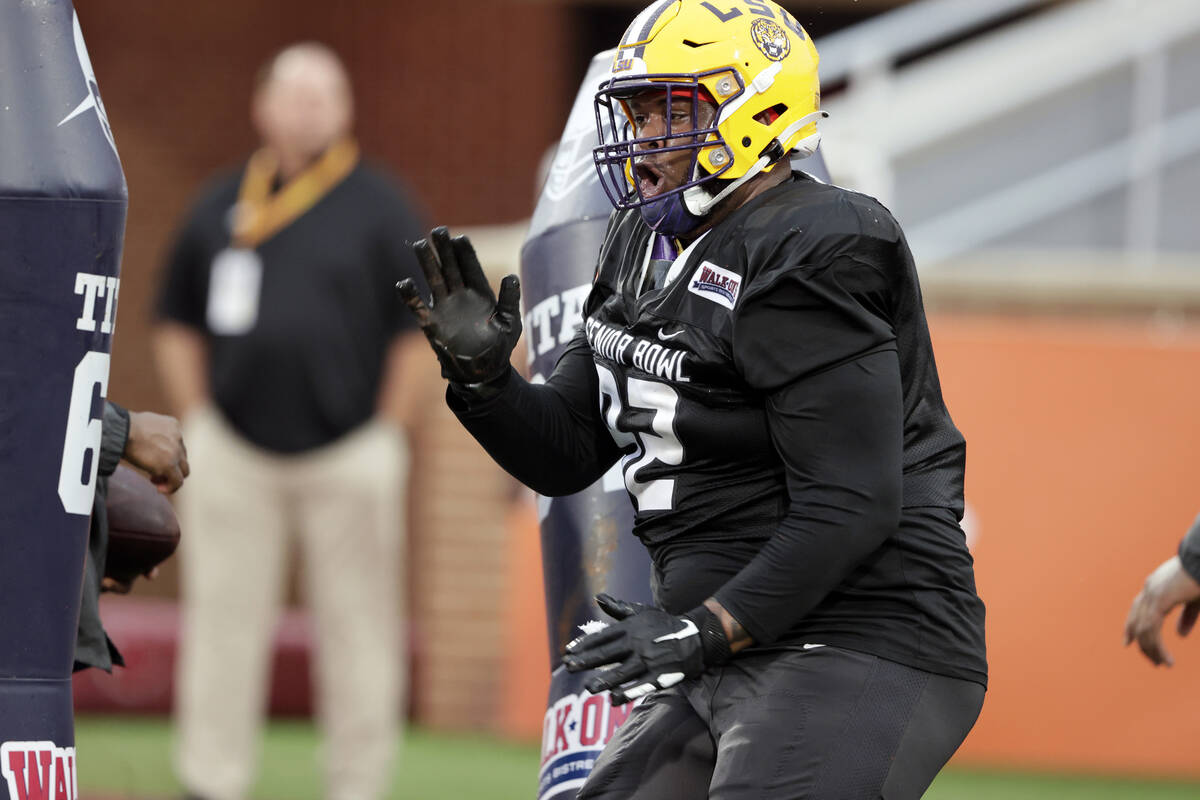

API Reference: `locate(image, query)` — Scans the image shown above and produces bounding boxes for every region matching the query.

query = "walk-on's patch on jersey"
[687,261,741,309]
[1,741,78,800]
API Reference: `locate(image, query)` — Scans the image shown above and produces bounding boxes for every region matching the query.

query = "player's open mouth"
[635,162,668,199]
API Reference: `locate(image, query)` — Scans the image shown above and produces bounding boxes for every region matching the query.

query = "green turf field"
[75,715,1200,799]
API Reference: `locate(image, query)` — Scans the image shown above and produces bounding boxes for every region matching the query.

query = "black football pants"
[576,646,985,800]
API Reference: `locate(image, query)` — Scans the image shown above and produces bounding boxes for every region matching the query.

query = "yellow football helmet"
[593,0,824,227]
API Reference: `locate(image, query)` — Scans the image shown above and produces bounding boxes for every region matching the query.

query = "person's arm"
[152,322,210,420]
[710,242,900,649]
[98,401,131,478]
[1180,516,1200,583]
[710,347,902,648]
[449,333,622,497]
[1124,514,1200,666]
[372,176,433,433]
[376,331,433,432]
[98,406,188,596]
[152,184,220,420]
[123,409,189,494]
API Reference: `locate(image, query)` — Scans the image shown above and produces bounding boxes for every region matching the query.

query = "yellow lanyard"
[231,138,359,248]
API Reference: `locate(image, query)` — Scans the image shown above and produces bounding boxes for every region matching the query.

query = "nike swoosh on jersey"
[653,619,699,642]
[657,327,684,341]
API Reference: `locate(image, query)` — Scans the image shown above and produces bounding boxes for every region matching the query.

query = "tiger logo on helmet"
[592,0,825,233]
[750,18,791,61]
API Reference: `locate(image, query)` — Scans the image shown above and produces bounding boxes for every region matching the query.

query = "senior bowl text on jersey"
[585,317,690,384]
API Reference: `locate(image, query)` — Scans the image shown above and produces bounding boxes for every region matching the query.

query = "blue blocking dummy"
[0,3,126,796]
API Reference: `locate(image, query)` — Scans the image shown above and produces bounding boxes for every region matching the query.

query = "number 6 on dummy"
[0,3,127,794]
[58,351,113,515]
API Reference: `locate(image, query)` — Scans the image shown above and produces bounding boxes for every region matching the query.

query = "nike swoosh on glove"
[562,593,732,705]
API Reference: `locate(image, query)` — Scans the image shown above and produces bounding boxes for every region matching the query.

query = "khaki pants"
[174,406,407,800]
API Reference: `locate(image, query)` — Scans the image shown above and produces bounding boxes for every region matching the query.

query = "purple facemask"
[593,73,739,231]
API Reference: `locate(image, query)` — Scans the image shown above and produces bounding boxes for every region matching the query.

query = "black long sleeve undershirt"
[713,347,903,645]
[1180,514,1200,583]
[98,400,130,477]
[449,334,622,497]
[76,400,130,672]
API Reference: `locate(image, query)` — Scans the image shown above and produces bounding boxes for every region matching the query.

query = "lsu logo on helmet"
[750,18,790,61]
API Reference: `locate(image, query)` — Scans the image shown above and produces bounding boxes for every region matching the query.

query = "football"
[104,464,181,583]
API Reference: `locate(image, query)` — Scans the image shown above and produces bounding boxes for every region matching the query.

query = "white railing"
[818,0,1048,86]
[818,0,1200,266]
[907,104,1200,266]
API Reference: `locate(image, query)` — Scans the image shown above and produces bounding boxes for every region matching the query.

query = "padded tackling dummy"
[0,3,126,797]
[522,48,831,800]
[523,52,648,800]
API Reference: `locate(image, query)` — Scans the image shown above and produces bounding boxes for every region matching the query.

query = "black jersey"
[586,174,966,537]
[453,172,986,685]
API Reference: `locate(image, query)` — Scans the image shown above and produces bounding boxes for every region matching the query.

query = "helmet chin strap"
[683,156,768,216]
[684,110,828,216]
[789,109,829,159]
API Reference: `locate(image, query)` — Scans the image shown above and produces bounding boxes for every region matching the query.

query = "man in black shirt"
[399,1,986,796]
[155,43,426,800]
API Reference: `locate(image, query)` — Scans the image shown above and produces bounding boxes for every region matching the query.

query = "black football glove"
[396,226,521,385]
[562,593,732,705]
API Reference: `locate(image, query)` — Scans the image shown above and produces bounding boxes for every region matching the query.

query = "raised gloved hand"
[396,226,521,386]
[563,593,732,705]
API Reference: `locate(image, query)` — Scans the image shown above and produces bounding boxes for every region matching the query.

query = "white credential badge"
[206,248,263,335]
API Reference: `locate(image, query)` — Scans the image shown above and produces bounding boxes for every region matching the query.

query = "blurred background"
[70,0,1200,797]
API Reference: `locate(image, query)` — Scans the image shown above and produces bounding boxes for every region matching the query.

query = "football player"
[398,0,987,796]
